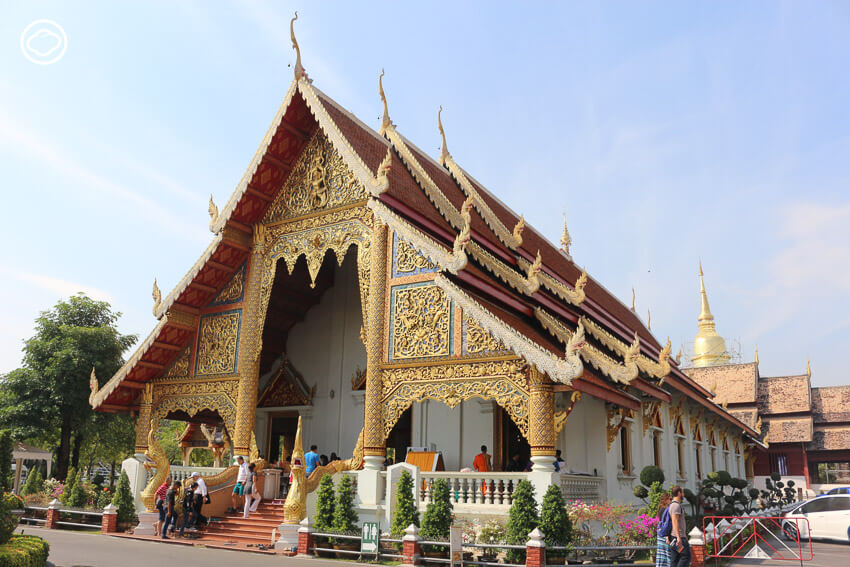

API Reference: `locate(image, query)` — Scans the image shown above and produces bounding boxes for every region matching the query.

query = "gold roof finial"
[754,345,759,364]
[438,106,450,166]
[152,278,161,315]
[512,215,525,248]
[290,12,308,81]
[208,194,219,233]
[630,287,636,312]
[291,415,305,465]
[806,356,811,377]
[560,212,572,256]
[379,69,392,136]
[647,309,651,330]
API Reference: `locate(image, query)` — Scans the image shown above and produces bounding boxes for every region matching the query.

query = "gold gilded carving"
[396,237,437,274]
[512,216,525,248]
[208,195,219,233]
[554,391,581,434]
[525,251,543,295]
[163,346,191,380]
[528,366,556,456]
[391,284,451,360]
[356,241,371,341]
[195,311,240,376]
[515,256,588,306]
[464,314,507,355]
[134,383,153,451]
[213,264,245,304]
[140,421,170,512]
[88,367,98,406]
[607,406,632,450]
[166,308,197,330]
[642,400,663,435]
[690,406,705,437]
[364,222,388,457]
[381,358,528,438]
[152,279,161,316]
[579,316,668,379]
[560,214,572,255]
[263,131,367,223]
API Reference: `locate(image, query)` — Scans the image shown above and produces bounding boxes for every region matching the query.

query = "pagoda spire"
[698,260,714,322]
[438,106,450,166]
[379,69,392,136]
[560,213,572,256]
[806,356,812,377]
[290,12,308,81]
[754,344,759,364]
[692,261,729,368]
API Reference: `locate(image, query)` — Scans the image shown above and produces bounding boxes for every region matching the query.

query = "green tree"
[112,470,136,524]
[421,479,453,552]
[60,466,77,504]
[66,471,86,508]
[0,432,11,492]
[539,484,572,549]
[332,475,358,533]
[391,470,419,537]
[78,412,136,485]
[22,466,43,496]
[505,480,538,563]
[0,294,136,480]
[314,475,335,532]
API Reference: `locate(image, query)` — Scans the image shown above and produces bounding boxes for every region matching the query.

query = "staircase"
[200,500,285,546]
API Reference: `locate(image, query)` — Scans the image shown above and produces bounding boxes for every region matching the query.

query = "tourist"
[668,486,690,567]
[329,452,339,462]
[153,475,171,535]
[655,493,673,567]
[243,462,260,518]
[229,456,249,513]
[191,470,208,522]
[320,454,329,467]
[179,482,197,536]
[305,445,320,475]
[161,480,180,540]
[280,457,291,497]
[193,484,205,527]
[506,453,524,472]
[473,445,491,472]
[554,450,565,472]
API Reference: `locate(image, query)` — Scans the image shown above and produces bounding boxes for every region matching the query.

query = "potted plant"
[332,475,359,558]
[420,479,453,558]
[540,485,572,565]
[313,475,336,557]
[505,480,538,564]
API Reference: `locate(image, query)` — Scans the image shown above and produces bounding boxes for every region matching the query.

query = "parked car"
[782,494,850,543]
[826,487,850,495]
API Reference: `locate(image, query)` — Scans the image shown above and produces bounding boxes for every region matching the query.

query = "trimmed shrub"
[0,495,24,545]
[391,470,419,537]
[331,475,358,533]
[22,468,42,497]
[65,472,86,508]
[539,484,572,550]
[314,475,335,532]
[111,470,136,524]
[60,467,76,504]
[421,479,453,550]
[639,465,664,488]
[505,480,538,563]
[0,433,11,493]
[0,535,49,567]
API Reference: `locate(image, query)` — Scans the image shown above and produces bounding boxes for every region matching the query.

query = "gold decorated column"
[134,383,153,453]
[363,220,388,469]
[528,365,557,471]
[233,225,267,455]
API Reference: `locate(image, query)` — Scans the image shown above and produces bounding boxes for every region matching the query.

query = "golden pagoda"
[692,262,730,367]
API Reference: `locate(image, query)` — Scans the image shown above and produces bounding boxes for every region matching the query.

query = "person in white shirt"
[229,456,250,513]
[190,472,209,526]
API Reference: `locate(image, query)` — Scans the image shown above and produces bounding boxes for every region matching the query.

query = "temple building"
[686,269,850,496]
[89,18,762,535]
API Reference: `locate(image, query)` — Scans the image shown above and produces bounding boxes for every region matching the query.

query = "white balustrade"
[419,471,528,508]
[559,474,605,504]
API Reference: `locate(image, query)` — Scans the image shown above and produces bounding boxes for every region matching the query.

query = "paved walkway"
[17,527,358,567]
[724,539,845,567]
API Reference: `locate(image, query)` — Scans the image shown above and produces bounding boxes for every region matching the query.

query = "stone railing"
[420,471,528,506]
[559,474,604,504]
[142,464,225,486]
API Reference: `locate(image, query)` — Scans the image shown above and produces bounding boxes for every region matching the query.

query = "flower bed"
[0,535,49,567]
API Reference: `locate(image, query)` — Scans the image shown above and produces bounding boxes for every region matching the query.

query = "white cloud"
[5,269,114,303]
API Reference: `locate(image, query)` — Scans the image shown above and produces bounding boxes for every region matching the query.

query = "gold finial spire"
[208,194,219,233]
[630,287,636,312]
[647,309,651,330]
[291,415,304,465]
[754,345,759,364]
[290,12,307,81]
[806,356,811,377]
[152,278,161,315]
[379,69,392,136]
[560,212,572,256]
[693,261,729,368]
[438,106,450,166]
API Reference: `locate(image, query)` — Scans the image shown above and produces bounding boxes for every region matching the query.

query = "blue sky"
[1,1,848,386]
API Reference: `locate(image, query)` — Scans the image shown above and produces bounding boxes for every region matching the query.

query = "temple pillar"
[233,225,267,455]
[134,383,153,454]
[528,366,556,472]
[363,221,388,470]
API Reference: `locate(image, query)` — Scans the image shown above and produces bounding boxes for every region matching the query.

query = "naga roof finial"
[88,366,98,405]
[208,194,219,233]
[438,106,450,166]
[152,279,161,316]
[379,69,392,136]
[512,215,525,248]
[560,212,572,256]
[647,309,651,330]
[630,287,636,312]
[290,12,308,81]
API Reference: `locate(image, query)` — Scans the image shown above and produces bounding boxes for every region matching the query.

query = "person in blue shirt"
[305,445,320,475]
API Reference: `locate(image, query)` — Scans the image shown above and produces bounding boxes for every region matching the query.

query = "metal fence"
[21,505,103,530]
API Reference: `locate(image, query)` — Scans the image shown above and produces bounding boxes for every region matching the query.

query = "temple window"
[619,423,632,475]
[676,437,686,479]
[652,431,662,468]
[695,443,703,479]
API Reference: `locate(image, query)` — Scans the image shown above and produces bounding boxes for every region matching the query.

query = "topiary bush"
[639,465,664,488]
[65,472,86,508]
[0,494,24,545]
[332,475,358,534]
[0,535,49,566]
[420,479,453,552]
[111,470,136,525]
[391,470,419,537]
[22,468,42,497]
[539,484,572,552]
[314,475,335,532]
[59,467,76,504]
[505,480,538,563]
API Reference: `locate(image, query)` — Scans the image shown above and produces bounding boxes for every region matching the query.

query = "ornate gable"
[263,130,368,224]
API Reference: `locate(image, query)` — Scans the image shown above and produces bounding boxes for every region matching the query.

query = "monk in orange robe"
[473,445,491,497]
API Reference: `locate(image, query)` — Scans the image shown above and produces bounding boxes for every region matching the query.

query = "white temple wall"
[411,399,494,471]
[255,254,366,458]
[558,394,606,476]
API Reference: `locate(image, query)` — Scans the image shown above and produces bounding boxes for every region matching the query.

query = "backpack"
[658,507,672,538]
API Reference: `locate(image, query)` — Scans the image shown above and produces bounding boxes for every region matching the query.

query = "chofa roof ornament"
[290,12,309,82]
[438,106,450,166]
[379,69,392,136]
